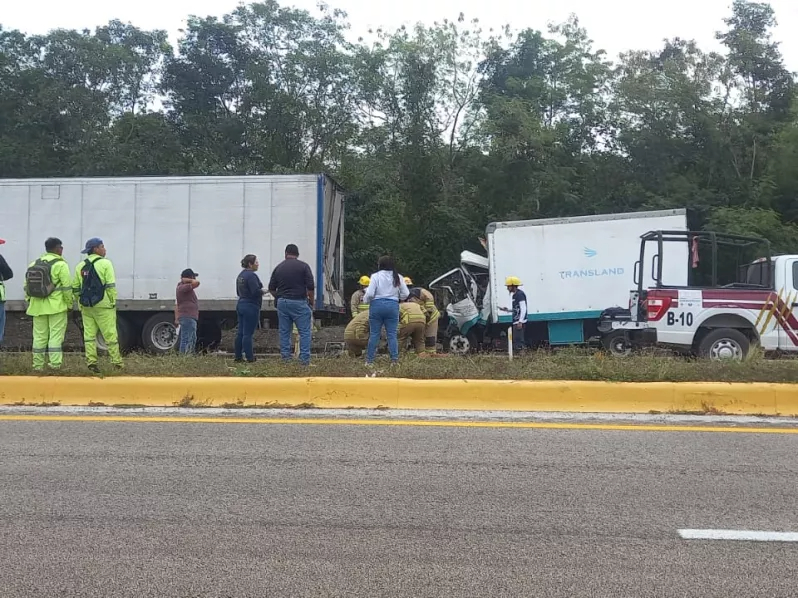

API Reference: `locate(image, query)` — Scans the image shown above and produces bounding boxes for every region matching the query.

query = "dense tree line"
[1,0,796,287]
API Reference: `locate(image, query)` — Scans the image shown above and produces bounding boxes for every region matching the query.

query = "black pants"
[512,324,525,351]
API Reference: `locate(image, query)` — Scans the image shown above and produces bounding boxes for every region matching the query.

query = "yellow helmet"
[358,275,370,286]
[404,276,413,285]
[505,276,522,287]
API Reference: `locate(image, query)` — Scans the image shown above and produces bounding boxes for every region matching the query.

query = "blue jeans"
[277,298,312,365]
[367,298,399,363]
[178,316,197,354]
[0,302,5,346]
[234,302,260,361]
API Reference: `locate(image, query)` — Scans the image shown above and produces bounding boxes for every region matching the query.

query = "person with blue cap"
[72,237,123,372]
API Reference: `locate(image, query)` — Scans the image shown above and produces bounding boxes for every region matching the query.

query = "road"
[1,413,797,597]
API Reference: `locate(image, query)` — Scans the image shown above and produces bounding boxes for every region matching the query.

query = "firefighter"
[499,276,527,352]
[24,237,73,371]
[344,310,370,357]
[404,276,439,354]
[399,289,426,354]
[350,275,370,318]
[72,237,123,372]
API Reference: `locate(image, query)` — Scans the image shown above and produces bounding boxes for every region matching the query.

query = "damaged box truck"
[429,209,688,353]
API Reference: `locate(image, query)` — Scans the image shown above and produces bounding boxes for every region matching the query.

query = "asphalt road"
[1,416,797,597]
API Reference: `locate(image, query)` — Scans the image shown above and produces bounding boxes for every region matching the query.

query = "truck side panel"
[0,175,344,311]
[488,210,688,324]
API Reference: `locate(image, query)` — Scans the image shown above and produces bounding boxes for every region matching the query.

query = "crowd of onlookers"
[1,236,529,371]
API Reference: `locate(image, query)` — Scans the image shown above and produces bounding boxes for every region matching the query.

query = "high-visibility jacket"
[72,254,118,309]
[344,310,370,341]
[350,289,369,317]
[399,302,426,326]
[25,253,73,316]
[419,288,439,322]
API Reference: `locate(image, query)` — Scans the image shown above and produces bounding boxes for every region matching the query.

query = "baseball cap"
[0,238,5,245]
[181,268,199,278]
[80,237,103,254]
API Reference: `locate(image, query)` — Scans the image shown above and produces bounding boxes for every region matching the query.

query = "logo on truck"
[559,248,624,279]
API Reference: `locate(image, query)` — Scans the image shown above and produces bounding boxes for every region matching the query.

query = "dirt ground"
[1,312,346,353]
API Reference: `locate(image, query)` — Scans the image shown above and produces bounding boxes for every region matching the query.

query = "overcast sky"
[3,0,796,69]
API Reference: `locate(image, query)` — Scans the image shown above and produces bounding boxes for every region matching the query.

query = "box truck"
[429,209,688,353]
[0,174,345,353]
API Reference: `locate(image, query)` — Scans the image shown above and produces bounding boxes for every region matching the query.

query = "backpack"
[79,258,106,307]
[25,257,63,299]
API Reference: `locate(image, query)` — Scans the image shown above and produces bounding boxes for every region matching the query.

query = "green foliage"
[0,1,796,285]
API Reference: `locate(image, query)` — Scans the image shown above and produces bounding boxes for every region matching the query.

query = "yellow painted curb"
[0,377,796,415]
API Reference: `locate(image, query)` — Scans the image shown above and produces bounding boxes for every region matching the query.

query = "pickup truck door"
[779,257,798,350]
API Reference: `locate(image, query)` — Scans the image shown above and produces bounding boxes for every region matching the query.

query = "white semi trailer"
[0,174,346,353]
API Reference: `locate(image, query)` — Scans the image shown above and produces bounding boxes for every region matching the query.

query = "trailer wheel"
[141,313,178,354]
[90,314,136,354]
[601,330,632,357]
[696,328,749,361]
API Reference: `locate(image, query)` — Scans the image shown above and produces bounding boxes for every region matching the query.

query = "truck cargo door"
[779,257,798,350]
[320,176,344,309]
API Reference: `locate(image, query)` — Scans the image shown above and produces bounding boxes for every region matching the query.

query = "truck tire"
[696,328,750,361]
[601,330,632,357]
[447,330,479,355]
[88,314,136,354]
[141,313,178,354]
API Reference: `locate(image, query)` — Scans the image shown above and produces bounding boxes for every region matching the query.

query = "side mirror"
[633,260,641,285]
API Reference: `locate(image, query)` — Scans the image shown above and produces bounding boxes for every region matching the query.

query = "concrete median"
[1,376,797,415]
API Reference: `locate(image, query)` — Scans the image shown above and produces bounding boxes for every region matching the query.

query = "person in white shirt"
[362,255,410,364]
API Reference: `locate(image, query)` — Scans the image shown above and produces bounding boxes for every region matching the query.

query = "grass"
[1,348,797,383]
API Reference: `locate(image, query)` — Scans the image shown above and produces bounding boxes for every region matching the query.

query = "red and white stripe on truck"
[644,288,798,349]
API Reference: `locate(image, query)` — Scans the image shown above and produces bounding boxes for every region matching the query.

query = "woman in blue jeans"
[363,256,410,365]
[234,254,265,362]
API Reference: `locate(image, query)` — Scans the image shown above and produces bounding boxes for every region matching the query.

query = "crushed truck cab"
[617,230,798,359]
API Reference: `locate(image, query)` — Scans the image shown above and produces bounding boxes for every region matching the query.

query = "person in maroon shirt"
[175,268,200,354]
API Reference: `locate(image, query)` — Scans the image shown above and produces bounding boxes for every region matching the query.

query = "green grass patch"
[1,349,797,383]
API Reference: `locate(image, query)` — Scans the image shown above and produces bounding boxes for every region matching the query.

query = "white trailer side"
[487,209,687,344]
[0,174,345,352]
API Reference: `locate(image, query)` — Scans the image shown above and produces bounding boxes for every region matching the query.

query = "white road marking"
[679,529,798,542]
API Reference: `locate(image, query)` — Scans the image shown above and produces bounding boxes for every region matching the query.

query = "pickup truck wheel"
[141,313,178,354]
[601,330,632,357]
[697,328,749,361]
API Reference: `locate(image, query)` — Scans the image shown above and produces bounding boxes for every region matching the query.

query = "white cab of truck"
[0,174,345,352]
[430,209,687,352]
